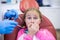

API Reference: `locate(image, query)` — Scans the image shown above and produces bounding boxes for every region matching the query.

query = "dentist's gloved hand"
[4,9,18,20]
[0,20,18,34]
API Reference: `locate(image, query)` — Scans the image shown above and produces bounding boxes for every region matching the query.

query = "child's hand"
[28,23,39,36]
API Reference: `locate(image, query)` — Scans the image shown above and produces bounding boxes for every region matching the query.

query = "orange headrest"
[20,0,39,12]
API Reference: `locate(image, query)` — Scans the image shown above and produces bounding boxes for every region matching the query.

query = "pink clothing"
[17,29,56,40]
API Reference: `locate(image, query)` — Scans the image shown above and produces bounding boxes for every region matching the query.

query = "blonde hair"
[22,8,42,27]
[24,8,42,20]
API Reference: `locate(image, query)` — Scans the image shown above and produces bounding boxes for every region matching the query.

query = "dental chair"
[4,14,57,40]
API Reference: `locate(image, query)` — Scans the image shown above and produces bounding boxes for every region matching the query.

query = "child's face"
[25,10,41,28]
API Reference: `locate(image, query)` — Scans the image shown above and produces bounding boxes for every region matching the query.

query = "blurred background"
[0,0,60,40]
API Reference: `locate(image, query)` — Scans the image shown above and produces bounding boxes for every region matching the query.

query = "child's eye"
[27,17,31,19]
[34,17,38,19]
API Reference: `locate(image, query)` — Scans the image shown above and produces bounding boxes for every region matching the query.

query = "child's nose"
[31,18,34,23]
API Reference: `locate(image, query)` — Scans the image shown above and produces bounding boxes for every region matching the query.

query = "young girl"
[17,8,56,40]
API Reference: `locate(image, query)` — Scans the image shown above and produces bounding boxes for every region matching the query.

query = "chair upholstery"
[4,14,57,40]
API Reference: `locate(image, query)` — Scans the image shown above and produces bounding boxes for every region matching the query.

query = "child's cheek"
[35,20,40,25]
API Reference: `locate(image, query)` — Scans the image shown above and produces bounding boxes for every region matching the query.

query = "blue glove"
[0,20,18,34]
[4,9,18,20]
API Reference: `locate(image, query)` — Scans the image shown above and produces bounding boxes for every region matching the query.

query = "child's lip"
[30,22,34,24]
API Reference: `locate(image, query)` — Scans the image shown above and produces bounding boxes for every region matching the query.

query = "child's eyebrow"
[26,15,31,16]
[26,15,38,17]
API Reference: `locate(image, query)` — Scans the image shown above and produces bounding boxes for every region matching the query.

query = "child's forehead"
[25,11,40,17]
